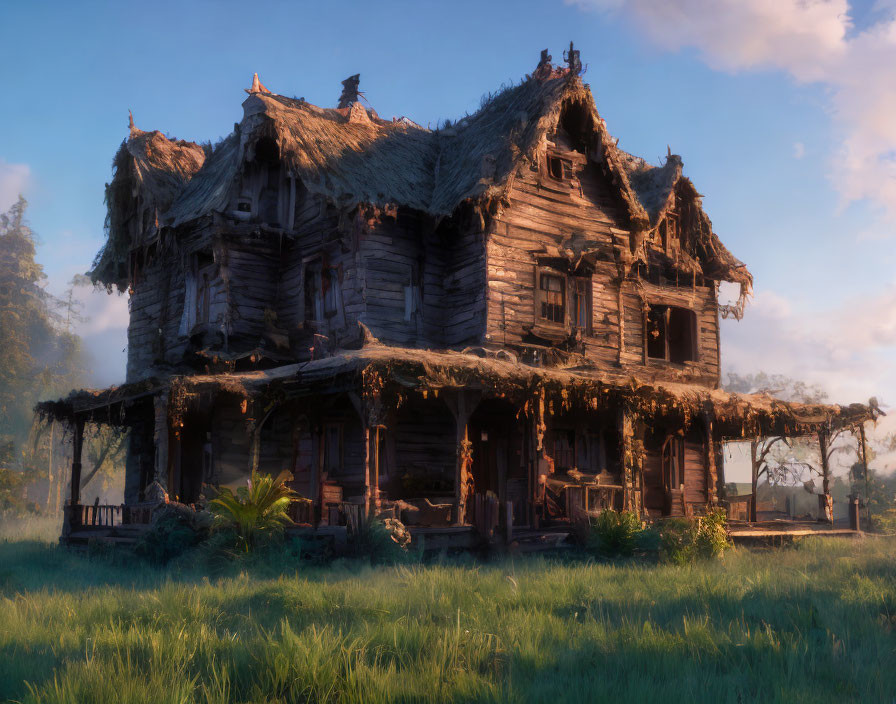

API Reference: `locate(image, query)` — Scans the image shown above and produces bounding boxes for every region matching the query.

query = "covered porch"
[37,346,880,549]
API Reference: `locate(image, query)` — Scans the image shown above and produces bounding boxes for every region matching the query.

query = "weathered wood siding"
[210,403,251,488]
[489,156,720,387]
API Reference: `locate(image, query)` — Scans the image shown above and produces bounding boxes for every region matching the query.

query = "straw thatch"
[94,63,750,288]
[37,346,878,440]
[91,125,208,287]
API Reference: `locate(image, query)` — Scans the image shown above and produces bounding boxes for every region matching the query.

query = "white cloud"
[793,141,806,159]
[569,0,896,218]
[721,284,896,471]
[721,284,896,404]
[0,158,31,211]
[72,286,130,336]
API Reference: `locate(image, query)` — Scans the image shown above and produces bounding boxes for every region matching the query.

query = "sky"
[2,0,895,476]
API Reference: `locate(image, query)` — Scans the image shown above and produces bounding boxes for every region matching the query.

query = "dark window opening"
[646,304,697,363]
[539,273,565,324]
[557,100,593,154]
[252,137,282,225]
[548,156,564,180]
[668,307,696,363]
[304,260,323,323]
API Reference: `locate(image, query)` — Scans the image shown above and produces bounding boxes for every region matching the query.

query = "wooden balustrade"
[68,503,122,528]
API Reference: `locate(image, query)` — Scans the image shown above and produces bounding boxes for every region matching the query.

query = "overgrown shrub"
[587,510,658,557]
[209,470,300,552]
[659,508,732,564]
[135,504,212,565]
[347,518,413,564]
[871,507,896,534]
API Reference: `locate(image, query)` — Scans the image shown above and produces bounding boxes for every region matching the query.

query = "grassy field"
[0,531,894,703]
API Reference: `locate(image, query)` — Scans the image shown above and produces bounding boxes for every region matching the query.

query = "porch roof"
[36,345,879,439]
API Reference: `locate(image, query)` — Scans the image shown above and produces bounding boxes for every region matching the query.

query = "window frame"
[572,276,592,334]
[644,304,698,364]
[538,271,566,325]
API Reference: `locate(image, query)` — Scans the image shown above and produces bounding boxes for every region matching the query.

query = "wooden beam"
[703,413,718,506]
[818,428,833,524]
[750,439,759,523]
[69,416,86,509]
[153,392,170,489]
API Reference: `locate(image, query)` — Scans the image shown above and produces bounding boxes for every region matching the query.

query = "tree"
[723,371,828,404]
[0,197,87,514]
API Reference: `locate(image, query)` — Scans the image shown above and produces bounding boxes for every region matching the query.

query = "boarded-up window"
[539,273,565,324]
[646,304,697,363]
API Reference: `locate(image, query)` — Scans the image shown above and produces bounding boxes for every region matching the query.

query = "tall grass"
[1,538,894,703]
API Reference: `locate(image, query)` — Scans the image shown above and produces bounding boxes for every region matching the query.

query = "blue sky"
[2,0,896,469]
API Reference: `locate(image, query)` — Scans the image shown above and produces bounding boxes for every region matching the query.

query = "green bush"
[347,518,414,564]
[135,505,212,565]
[208,470,300,552]
[659,509,732,564]
[587,510,654,558]
[871,507,896,534]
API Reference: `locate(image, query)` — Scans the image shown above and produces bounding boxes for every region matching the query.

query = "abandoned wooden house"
[41,47,879,547]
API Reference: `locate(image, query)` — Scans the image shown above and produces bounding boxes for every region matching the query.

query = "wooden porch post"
[618,405,639,513]
[703,412,718,506]
[373,425,383,514]
[153,392,170,489]
[310,418,322,526]
[68,416,86,530]
[818,428,833,524]
[749,439,759,523]
[443,390,475,525]
[363,424,372,516]
[859,423,871,526]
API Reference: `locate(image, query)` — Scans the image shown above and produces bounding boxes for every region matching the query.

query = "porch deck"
[727,519,861,541]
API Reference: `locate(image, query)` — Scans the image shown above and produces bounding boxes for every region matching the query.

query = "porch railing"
[66,503,123,529]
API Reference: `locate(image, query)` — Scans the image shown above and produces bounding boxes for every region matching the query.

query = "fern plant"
[209,470,302,551]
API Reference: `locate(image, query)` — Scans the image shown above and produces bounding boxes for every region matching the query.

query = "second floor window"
[539,273,565,324]
[646,304,697,363]
[179,255,217,336]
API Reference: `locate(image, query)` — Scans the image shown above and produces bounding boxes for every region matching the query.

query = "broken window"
[646,304,697,363]
[538,272,565,324]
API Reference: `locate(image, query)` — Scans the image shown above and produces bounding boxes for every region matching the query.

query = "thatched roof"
[91,125,208,286]
[38,347,877,440]
[95,61,750,288]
